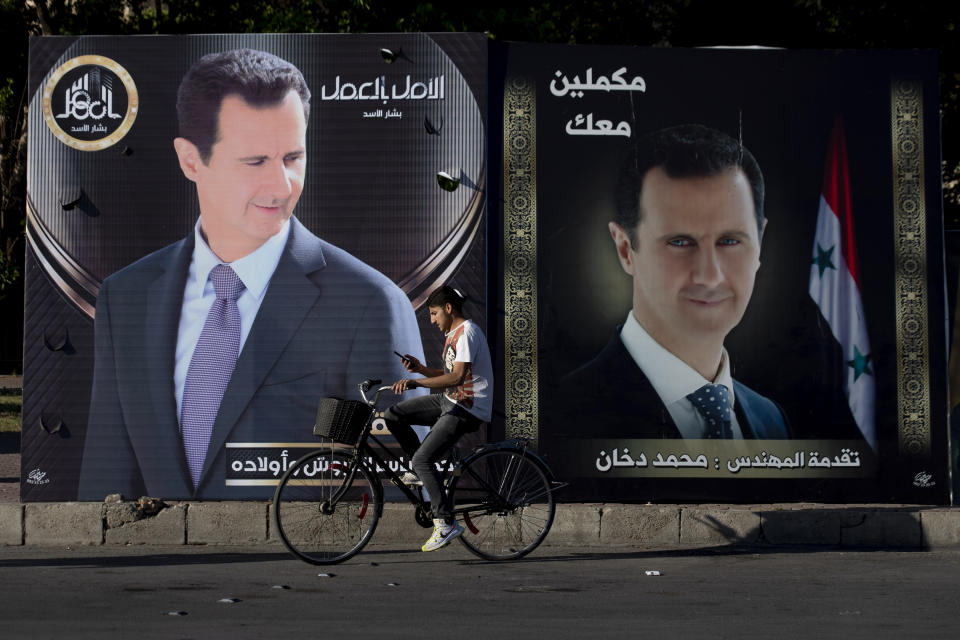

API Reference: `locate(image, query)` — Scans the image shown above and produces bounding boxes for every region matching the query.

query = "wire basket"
[313,398,373,444]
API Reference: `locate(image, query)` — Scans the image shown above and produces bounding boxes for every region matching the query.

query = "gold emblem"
[41,55,138,151]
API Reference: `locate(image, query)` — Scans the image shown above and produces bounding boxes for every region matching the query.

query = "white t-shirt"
[442,319,493,422]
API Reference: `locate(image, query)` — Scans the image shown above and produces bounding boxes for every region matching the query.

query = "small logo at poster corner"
[41,55,139,152]
[26,468,50,486]
[913,471,935,488]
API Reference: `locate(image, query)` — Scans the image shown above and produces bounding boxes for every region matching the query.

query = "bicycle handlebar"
[358,379,394,407]
[360,378,382,392]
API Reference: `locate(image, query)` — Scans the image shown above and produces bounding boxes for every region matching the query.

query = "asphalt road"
[1,542,958,639]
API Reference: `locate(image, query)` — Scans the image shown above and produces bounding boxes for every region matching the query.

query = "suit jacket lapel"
[140,235,194,496]
[733,380,780,438]
[594,331,681,438]
[199,219,326,485]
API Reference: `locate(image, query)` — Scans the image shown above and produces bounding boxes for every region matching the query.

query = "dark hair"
[426,286,466,314]
[616,124,765,245]
[176,48,311,163]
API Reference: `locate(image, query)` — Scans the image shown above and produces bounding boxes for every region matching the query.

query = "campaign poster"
[493,43,950,503]
[22,33,487,501]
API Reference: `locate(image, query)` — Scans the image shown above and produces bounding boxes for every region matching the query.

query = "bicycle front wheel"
[449,448,556,561]
[273,449,382,565]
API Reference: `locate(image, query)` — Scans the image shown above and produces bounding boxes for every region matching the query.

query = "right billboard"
[495,44,950,503]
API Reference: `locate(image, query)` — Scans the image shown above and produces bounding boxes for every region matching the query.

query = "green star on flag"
[811,243,836,278]
[847,346,873,382]
[808,116,876,449]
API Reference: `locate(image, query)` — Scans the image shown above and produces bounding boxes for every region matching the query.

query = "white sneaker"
[421,521,464,552]
[399,472,422,486]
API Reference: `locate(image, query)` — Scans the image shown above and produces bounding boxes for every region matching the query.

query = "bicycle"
[273,378,563,564]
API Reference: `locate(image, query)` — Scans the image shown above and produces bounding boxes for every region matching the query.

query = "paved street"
[1,543,958,639]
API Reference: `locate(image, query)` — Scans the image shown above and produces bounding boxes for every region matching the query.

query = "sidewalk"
[2,499,959,548]
[2,374,958,550]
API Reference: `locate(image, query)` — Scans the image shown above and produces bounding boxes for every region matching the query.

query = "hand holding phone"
[394,351,421,373]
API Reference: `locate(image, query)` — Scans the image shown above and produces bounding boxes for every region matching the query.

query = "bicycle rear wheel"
[449,448,556,560]
[273,449,382,565]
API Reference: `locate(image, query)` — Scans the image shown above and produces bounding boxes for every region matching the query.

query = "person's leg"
[382,394,442,462]
[410,411,475,524]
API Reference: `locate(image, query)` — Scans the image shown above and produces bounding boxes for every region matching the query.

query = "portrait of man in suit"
[559,124,789,440]
[78,49,425,500]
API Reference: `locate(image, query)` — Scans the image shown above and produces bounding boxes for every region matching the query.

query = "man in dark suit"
[561,331,787,439]
[78,49,423,500]
[558,124,788,440]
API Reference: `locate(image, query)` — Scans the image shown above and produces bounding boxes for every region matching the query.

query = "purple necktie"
[687,383,733,439]
[180,264,245,488]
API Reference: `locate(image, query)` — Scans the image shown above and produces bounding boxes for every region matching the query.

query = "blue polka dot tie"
[180,264,245,489]
[686,383,733,439]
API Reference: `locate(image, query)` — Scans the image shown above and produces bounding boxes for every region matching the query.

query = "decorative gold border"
[225,443,323,448]
[227,479,341,486]
[41,55,139,151]
[503,78,538,443]
[891,79,931,456]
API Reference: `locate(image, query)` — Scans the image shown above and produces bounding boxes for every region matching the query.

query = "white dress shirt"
[619,312,744,439]
[174,219,291,421]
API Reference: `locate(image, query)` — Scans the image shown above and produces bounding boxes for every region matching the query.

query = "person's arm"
[392,360,470,394]
[397,353,443,378]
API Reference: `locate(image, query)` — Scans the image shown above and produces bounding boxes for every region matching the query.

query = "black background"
[497,43,949,503]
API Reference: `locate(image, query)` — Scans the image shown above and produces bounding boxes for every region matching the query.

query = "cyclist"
[385,286,494,552]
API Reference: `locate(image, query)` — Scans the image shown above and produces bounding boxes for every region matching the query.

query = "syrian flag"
[808,116,876,450]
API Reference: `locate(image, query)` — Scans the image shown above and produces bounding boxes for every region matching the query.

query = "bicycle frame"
[321,383,434,515]
[449,439,564,530]
[324,382,567,525]
[274,380,567,563]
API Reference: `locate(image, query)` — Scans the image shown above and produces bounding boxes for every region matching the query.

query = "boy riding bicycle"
[385,286,493,552]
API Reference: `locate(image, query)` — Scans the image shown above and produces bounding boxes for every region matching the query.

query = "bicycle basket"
[313,398,372,444]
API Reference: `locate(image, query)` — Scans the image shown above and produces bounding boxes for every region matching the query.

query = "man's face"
[610,166,763,359]
[429,304,454,332]
[174,90,307,261]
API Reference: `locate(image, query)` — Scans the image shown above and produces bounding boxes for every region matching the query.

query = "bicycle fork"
[324,456,371,521]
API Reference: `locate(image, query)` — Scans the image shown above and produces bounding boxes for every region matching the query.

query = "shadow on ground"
[0,551,295,569]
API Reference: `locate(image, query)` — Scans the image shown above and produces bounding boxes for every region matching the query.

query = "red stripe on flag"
[821,116,860,287]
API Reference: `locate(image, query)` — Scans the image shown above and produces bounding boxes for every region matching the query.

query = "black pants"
[383,394,481,524]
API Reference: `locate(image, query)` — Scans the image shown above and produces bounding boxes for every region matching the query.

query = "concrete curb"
[105,503,187,545]
[0,503,23,545]
[187,502,268,545]
[2,502,959,549]
[24,503,103,546]
[680,507,761,546]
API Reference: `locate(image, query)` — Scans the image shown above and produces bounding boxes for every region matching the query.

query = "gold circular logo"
[41,55,139,151]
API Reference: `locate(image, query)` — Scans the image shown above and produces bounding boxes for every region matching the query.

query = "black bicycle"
[273,379,562,564]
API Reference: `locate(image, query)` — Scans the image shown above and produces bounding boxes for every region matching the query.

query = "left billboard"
[22,33,487,501]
